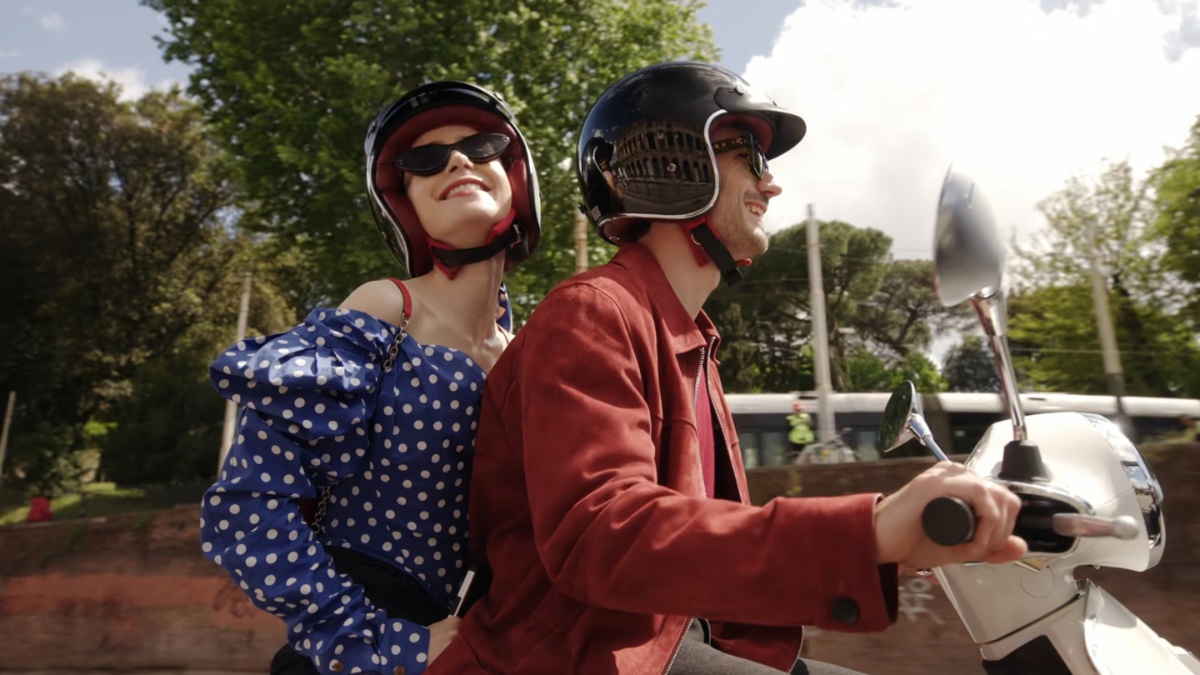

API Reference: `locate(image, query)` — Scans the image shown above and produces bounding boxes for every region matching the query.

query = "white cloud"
[40,12,64,32]
[55,59,153,101]
[0,50,22,59]
[745,0,1200,260]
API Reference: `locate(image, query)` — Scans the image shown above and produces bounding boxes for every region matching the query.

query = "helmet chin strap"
[678,215,751,287]
[428,208,520,279]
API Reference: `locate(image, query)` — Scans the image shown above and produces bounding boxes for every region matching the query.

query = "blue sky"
[0,0,796,95]
[3,0,1200,259]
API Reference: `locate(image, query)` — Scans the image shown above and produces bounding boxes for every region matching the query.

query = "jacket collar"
[610,244,723,358]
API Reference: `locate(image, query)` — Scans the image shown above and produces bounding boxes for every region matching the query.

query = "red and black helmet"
[365,81,542,277]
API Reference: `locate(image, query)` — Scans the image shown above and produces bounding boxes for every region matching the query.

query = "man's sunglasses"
[394,132,511,176]
[712,134,768,180]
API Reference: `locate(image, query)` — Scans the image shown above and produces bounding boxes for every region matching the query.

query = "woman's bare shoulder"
[338,279,407,326]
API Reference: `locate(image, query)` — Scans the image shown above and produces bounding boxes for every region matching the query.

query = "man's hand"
[875,462,1027,569]
[427,616,462,664]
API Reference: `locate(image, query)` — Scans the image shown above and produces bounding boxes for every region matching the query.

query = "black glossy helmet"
[577,61,806,245]
[365,81,542,277]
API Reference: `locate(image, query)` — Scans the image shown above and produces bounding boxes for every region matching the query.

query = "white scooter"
[875,168,1200,674]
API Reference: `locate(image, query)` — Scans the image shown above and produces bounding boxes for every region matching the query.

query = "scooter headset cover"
[575,61,806,286]
[366,81,542,277]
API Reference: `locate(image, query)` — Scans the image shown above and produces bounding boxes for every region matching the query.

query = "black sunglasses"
[712,134,768,180]
[394,132,511,176]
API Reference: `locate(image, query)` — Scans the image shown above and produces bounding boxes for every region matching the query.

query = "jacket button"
[832,597,860,625]
[393,668,406,675]
[329,659,344,672]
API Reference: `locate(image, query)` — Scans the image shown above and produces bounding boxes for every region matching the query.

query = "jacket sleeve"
[200,308,432,675]
[516,284,897,631]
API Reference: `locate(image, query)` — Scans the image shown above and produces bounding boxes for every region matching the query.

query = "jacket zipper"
[692,348,708,498]
[790,629,806,672]
[663,618,694,674]
[703,337,805,669]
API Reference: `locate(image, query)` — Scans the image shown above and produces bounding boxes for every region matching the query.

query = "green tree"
[844,349,946,393]
[1008,160,1200,396]
[0,74,288,491]
[1007,283,1200,396]
[145,0,718,315]
[709,220,952,392]
[941,336,1000,392]
[1153,116,1200,322]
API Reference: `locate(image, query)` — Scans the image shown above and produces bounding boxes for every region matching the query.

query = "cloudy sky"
[2,0,1199,262]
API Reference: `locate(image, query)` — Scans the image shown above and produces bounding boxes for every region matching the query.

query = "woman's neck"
[406,256,507,346]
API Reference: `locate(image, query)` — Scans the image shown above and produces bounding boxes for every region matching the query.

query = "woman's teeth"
[446,183,484,198]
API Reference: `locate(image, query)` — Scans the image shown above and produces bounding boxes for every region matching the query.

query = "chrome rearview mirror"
[934,169,1005,309]
[878,381,948,462]
[934,166,1048,480]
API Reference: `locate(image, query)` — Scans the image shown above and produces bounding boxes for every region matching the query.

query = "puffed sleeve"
[200,308,433,675]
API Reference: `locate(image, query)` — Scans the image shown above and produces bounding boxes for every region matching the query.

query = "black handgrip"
[922,496,977,546]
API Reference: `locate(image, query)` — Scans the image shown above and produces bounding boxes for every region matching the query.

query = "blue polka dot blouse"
[199,305,486,675]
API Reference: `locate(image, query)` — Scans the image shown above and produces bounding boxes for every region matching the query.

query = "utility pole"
[0,391,15,497]
[807,205,837,444]
[575,210,589,275]
[218,272,253,472]
[1086,221,1129,433]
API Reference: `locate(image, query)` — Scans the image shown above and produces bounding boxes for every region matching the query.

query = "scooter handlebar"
[922,496,977,546]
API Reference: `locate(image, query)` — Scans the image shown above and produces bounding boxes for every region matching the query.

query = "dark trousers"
[670,620,869,675]
[269,548,449,675]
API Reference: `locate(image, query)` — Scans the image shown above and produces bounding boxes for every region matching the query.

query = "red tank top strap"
[387,278,414,320]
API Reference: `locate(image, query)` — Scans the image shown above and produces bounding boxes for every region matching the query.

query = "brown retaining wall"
[1,446,1197,673]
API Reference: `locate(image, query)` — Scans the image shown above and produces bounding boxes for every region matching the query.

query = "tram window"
[762,431,789,467]
[847,428,881,461]
[738,431,761,469]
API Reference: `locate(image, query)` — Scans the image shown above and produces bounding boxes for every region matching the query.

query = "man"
[430,62,1025,675]
[788,401,816,453]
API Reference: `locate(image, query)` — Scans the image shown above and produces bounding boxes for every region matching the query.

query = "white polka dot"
[261,472,271,482]
[329,421,339,431]
[230,504,241,515]
[209,495,221,506]
[246,556,257,567]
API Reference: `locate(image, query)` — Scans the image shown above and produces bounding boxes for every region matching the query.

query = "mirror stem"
[990,336,1028,443]
[908,415,948,462]
[970,293,1028,443]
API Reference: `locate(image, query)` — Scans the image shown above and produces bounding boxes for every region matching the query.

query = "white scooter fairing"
[933,412,1199,674]
[883,165,1200,674]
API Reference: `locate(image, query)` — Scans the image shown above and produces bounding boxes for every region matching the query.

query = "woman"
[199,81,541,675]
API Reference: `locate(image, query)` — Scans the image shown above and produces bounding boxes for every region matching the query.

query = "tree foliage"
[0,74,290,492]
[1008,159,1200,397]
[941,336,1000,393]
[144,0,719,315]
[708,220,953,392]
[1154,116,1200,322]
